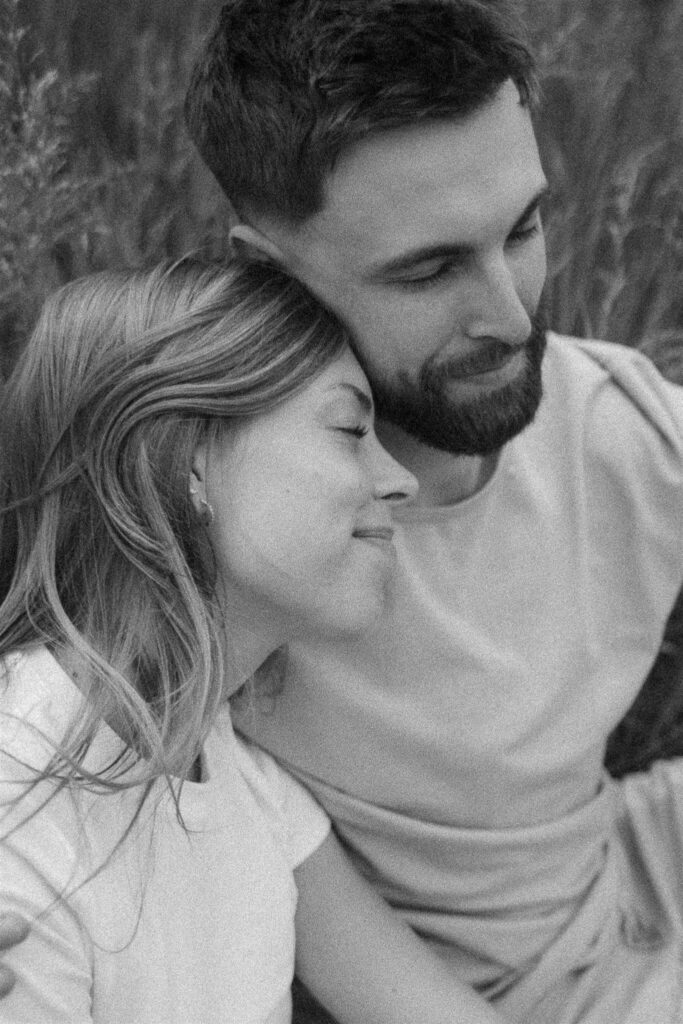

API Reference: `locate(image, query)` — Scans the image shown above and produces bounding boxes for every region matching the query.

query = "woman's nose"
[371,443,419,504]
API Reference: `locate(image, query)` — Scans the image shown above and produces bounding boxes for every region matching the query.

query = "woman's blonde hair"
[0,257,348,797]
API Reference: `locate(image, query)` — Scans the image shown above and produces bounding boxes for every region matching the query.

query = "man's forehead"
[256,80,545,287]
[296,162,544,282]
[289,85,541,240]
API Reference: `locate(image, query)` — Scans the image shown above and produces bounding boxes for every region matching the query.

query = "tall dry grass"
[526,0,683,378]
[0,0,229,375]
[0,0,101,368]
[2,0,683,379]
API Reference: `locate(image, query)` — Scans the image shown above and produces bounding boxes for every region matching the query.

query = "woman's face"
[202,349,418,649]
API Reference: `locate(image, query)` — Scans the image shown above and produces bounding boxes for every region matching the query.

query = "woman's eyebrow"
[329,382,374,414]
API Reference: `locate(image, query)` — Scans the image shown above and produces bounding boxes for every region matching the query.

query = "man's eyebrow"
[367,184,550,280]
[511,184,550,234]
[331,382,374,414]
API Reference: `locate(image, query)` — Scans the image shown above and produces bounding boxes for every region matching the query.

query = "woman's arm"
[294,830,509,1024]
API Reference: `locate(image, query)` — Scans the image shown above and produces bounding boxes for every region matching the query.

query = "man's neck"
[376,419,501,507]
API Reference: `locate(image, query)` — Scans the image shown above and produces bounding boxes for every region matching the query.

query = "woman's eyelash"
[340,424,369,438]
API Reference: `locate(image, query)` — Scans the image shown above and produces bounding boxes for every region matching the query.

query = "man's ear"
[229,223,285,266]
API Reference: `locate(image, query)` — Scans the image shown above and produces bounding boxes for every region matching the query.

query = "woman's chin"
[302,589,390,642]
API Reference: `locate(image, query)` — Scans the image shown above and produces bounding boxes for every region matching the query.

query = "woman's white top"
[0,646,329,1024]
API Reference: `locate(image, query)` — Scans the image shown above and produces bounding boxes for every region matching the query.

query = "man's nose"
[464,255,532,348]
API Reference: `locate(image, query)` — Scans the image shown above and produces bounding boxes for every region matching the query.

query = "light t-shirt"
[0,646,329,1024]
[235,335,683,1022]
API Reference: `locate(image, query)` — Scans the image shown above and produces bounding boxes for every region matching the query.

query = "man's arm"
[294,830,509,1024]
[0,834,510,1022]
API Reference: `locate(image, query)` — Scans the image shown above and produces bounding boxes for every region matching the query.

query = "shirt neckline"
[392,443,510,524]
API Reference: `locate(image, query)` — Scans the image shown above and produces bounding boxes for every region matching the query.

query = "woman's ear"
[189,444,216,527]
[229,224,285,266]
[189,443,208,518]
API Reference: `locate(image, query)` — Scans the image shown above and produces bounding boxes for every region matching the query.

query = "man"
[183,2,683,1022]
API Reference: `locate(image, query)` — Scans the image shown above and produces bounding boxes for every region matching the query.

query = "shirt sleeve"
[233,736,330,869]
[558,339,683,669]
[578,340,683,582]
[1,652,95,1022]
[0,777,94,1022]
[578,338,683,467]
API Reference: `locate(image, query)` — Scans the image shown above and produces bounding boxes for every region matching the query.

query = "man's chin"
[372,326,547,457]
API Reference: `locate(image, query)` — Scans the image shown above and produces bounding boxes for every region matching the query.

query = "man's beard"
[368,308,548,457]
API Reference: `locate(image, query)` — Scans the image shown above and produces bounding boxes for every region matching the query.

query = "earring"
[189,485,214,526]
[199,498,215,526]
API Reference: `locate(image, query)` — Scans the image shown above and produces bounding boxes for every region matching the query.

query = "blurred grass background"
[2,0,683,373]
[2,0,683,371]
[2,0,683,774]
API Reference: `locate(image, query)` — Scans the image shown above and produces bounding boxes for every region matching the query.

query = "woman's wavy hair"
[0,257,348,795]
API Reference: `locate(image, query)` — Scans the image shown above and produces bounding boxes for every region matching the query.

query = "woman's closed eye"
[337,424,369,439]
[323,383,374,439]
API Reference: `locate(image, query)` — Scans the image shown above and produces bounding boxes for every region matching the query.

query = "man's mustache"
[425,339,526,383]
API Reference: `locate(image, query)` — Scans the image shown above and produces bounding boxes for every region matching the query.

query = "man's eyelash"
[398,262,455,291]
[398,221,541,291]
[509,222,539,243]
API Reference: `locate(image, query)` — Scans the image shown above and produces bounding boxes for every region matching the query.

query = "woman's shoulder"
[0,645,84,772]
[228,726,330,869]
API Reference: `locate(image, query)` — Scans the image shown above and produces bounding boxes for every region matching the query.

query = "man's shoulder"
[545,331,675,389]
[542,332,683,451]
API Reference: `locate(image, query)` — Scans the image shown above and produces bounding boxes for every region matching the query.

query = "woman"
[0,258,506,1023]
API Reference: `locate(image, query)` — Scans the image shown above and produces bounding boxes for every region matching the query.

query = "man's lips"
[438,342,524,380]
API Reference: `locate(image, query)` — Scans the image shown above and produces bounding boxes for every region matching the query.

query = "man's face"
[260,80,549,456]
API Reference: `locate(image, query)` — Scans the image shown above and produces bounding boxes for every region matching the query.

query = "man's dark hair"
[185,0,538,224]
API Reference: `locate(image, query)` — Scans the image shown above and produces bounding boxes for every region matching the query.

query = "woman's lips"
[352,526,395,542]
